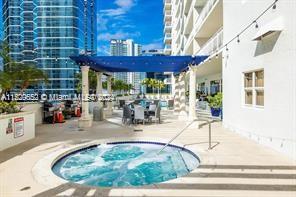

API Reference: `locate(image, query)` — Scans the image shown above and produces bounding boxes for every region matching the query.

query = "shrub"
[207,92,223,109]
[0,101,21,115]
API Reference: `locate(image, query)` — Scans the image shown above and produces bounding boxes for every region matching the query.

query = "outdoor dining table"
[126,102,156,122]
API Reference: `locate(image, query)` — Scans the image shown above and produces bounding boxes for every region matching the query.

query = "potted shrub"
[207,92,222,117]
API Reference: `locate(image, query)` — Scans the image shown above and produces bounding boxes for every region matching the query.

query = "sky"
[97,0,164,55]
[0,0,164,55]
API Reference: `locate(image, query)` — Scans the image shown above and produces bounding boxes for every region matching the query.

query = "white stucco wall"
[0,112,35,151]
[223,0,296,159]
[21,103,43,125]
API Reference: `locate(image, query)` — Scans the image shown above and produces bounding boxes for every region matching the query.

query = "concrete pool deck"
[0,110,295,197]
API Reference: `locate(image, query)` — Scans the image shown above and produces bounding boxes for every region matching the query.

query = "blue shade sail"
[70,55,208,72]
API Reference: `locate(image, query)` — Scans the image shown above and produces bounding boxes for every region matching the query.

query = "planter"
[210,107,221,117]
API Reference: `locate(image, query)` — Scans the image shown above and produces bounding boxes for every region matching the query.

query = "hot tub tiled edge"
[32,137,207,188]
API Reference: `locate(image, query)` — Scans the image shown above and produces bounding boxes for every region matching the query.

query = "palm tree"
[127,84,133,95]
[0,72,14,99]
[148,79,158,94]
[141,78,150,89]
[0,42,48,97]
[156,80,165,98]
[15,65,48,94]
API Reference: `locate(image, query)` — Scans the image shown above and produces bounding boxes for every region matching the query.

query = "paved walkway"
[0,110,295,197]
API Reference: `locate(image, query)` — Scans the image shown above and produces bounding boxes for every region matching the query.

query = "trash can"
[93,106,104,121]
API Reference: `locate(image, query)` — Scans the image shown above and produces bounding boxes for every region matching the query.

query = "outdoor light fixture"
[254,21,259,28]
[273,0,278,9]
[237,36,240,43]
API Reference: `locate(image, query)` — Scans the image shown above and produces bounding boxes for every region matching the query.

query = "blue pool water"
[52,142,200,187]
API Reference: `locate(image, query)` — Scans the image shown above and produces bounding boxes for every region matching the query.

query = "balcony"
[197,28,223,56]
[164,33,172,44]
[164,45,172,55]
[184,0,222,51]
[164,11,172,22]
[164,22,172,33]
[164,0,172,10]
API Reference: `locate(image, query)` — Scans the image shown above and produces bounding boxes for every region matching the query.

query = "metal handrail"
[158,115,221,154]
[158,120,197,154]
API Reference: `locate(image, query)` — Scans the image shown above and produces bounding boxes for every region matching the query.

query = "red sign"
[14,117,24,138]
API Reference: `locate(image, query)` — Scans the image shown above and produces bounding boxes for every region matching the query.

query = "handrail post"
[208,120,212,150]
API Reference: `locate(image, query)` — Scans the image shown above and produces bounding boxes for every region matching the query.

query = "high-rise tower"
[110,39,144,94]
[2,0,97,94]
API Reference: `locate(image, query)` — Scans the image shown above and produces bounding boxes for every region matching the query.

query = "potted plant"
[207,92,223,117]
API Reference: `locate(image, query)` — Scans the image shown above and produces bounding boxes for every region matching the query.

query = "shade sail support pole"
[189,65,197,120]
[78,65,93,128]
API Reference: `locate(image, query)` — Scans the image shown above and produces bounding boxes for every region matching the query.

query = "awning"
[252,17,284,41]
[70,55,208,73]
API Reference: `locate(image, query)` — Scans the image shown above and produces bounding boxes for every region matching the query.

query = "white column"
[179,73,187,119]
[81,66,90,118]
[174,76,180,114]
[96,72,103,95]
[107,75,113,115]
[171,73,176,98]
[96,72,103,107]
[189,67,197,120]
[78,66,92,128]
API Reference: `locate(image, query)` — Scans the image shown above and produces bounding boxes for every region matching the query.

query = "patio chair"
[168,100,174,110]
[153,100,159,106]
[122,105,133,125]
[134,105,147,125]
[119,100,125,109]
[150,106,161,124]
[148,104,157,116]
[134,99,141,105]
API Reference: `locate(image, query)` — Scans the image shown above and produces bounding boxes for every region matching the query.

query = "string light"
[254,20,259,28]
[273,0,278,9]
[237,35,240,43]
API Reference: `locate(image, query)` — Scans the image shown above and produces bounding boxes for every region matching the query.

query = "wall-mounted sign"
[6,118,13,134]
[14,117,24,138]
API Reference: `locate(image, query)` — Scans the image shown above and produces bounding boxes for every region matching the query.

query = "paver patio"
[0,110,295,197]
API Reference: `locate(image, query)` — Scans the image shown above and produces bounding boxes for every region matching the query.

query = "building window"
[244,70,264,107]
[210,80,222,95]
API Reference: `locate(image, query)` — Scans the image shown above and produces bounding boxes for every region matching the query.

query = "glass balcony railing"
[198,28,223,56]
[185,0,220,50]
[165,33,172,39]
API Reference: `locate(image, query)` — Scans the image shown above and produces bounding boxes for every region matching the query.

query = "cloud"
[98,30,141,41]
[142,39,164,51]
[115,0,136,10]
[97,14,108,31]
[100,0,137,17]
[97,45,110,56]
